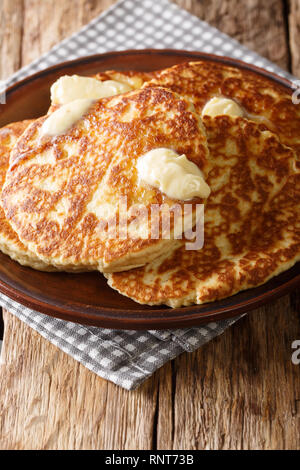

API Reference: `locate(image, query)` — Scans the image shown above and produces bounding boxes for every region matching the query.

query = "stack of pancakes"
[1,62,299,308]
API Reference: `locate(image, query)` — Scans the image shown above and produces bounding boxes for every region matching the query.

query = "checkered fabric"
[0,0,293,390]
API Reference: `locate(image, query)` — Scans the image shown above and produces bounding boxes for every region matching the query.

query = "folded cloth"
[0,293,243,390]
[0,0,293,390]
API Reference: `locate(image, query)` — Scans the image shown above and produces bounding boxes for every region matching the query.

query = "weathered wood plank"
[0,311,158,450]
[174,0,290,69]
[170,295,300,450]
[289,0,300,75]
[0,0,24,79]
[21,0,109,67]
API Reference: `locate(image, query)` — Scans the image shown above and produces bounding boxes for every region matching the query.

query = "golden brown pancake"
[0,121,56,270]
[144,60,300,158]
[2,86,210,273]
[94,69,156,90]
[0,70,154,270]
[106,115,300,307]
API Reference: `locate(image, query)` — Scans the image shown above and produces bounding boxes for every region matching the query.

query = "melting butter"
[202,96,243,118]
[41,98,93,136]
[202,96,275,130]
[137,148,211,200]
[51,75,132,105]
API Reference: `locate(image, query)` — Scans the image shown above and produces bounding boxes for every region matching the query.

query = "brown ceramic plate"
[0,49,299,329]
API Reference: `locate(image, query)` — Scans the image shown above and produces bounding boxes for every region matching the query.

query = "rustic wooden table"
[0,0,299,450]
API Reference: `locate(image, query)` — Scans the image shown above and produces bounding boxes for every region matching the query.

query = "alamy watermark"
[291,79,300,105]
[291,340,300,365]
[0,80,6,104]
[95,196,205,250]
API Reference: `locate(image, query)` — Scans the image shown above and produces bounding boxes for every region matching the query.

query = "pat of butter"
[202,96,243,118]
[41,98,93,136]
[137,148,211,200]
[51,75,132,105]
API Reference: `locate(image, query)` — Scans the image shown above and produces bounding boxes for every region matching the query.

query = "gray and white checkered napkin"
[0,0,294,390]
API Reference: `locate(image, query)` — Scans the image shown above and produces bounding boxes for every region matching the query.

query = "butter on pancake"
[47,71,154,116]
[144,60,300,157]
[41,98,95,137]
[2,86,210,273]
[0,121,56,270]
[202,96,244,118]
[51,75,133,105]
[50,69,157,108]
[106,115,300,307]
[137,148,211,200]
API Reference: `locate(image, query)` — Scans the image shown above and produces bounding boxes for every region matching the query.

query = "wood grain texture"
[21,0,109,67]
[170,293,300,450]
[174,0,290,69]
[0,312,158,450]
[0,0,299,450]
[0,0,24,78]
[289,0,300,75]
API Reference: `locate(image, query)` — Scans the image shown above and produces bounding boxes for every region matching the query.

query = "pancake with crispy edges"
[2,86,210,273]
[106,115,300,307]
[144,60,300,157]
[0,121,57,270]
[0,70,154,271]
[94,69,156,90]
